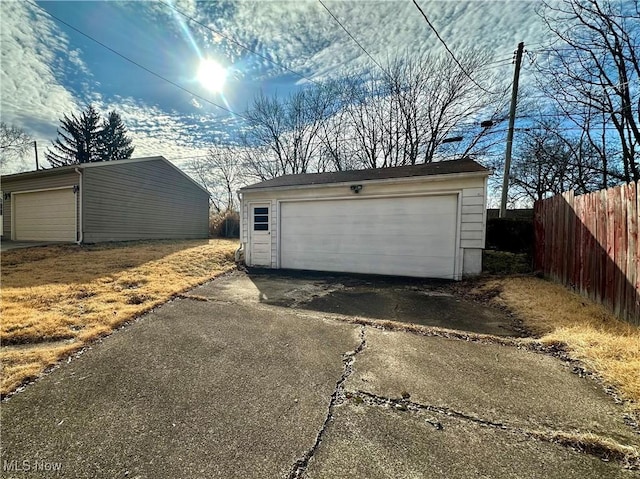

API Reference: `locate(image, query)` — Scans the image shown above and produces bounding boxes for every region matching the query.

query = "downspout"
[75,168,83,245]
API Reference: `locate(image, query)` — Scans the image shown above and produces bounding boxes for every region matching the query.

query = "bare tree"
[510,120,603,203]
[0,122,32,171]
[382,50,508,165]
[315,78,360,172]
[207,147,243,212]
[339,51,507,168]
[537,0,640,183]
[342,76,395,168]
[240,49,505,178]
[242,85,337,179]
[185,147,245,212]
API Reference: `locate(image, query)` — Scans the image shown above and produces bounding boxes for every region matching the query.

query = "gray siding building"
[1,156,209,243]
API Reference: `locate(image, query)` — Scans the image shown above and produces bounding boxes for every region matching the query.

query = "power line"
[28,1,249,121]
[475,61,514,72]
[532,45,640,53]
[411,0,497,95]
[317,0,390,79]
[157,0,320,86]
[482,59,513,66]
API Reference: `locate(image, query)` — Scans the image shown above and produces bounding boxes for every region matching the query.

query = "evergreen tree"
[99,111,135,162]
[46,105,134,167]
[46,105,102,167]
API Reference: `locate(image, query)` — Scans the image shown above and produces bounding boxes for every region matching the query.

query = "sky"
[1,0,556,175]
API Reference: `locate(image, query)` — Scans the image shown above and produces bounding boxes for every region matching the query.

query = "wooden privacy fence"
[534,181,639,325]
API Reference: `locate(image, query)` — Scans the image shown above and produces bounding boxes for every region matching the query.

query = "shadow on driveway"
[203,269,525,337]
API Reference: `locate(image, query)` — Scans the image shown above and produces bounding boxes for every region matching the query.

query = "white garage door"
[13,188,76,242]
[280,195,458,278]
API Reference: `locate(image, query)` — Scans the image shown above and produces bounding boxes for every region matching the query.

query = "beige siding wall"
[82,159,209,242]
[241,173,488,274]
[1,171,80,240]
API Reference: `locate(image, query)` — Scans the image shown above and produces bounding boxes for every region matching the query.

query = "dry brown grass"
[1,239,237,395]
[475,276,640,411]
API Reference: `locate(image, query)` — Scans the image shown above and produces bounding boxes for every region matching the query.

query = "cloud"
[92,95,240,162]
[0,1,233,174]
[180,0,549,84]
[1,0,557,178]
[0,1,78,136]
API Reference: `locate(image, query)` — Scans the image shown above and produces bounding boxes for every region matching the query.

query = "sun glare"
[197,59,226,92]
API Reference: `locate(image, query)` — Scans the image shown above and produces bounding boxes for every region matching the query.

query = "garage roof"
[241,158,489,191]
[1,156,209,195]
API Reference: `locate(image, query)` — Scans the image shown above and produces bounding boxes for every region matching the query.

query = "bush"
[485,218,533,254]
[210,210,240,238]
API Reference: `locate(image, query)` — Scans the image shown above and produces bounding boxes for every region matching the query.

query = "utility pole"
[500,41,524,218]
[34,140,39,170]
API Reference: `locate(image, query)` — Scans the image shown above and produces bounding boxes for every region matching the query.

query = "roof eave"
[1,165,77,181]
[240,169,491,194]
[1,156,210,196]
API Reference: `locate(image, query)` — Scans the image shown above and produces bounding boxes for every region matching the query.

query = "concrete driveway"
[1,270,638,478]
[0,241,60,252]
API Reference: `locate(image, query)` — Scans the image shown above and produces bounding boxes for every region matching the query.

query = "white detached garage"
[239,158,490,280]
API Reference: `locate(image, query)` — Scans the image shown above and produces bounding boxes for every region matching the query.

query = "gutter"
[75,168,83,244]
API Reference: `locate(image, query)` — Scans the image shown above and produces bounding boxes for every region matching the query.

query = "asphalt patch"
[298,287,522,337]
[244,269,523,337]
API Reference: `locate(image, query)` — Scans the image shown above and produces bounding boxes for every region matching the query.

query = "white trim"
[482,176,488,247]
[11,186,76,241]
[276,191,462,279]
[276,199,283,269]
[275,189,462,204]
[77,156,163,168]
[241,170,490,194]
[9,185,75,195]
[10,193,14,241]
[75,168,83,244]
[455,191,463,280]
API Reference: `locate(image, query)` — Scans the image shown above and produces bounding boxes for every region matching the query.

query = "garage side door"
[280,195,458,279]
[13,189,76,242]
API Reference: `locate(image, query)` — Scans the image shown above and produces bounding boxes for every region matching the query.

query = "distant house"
[1,156,209,243]
[239,158,490,280]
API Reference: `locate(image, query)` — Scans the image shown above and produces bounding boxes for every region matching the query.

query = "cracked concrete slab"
[0,299,360,479]
[302,401,634,479]
[3,270,638,478]
[347,328,639,448]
